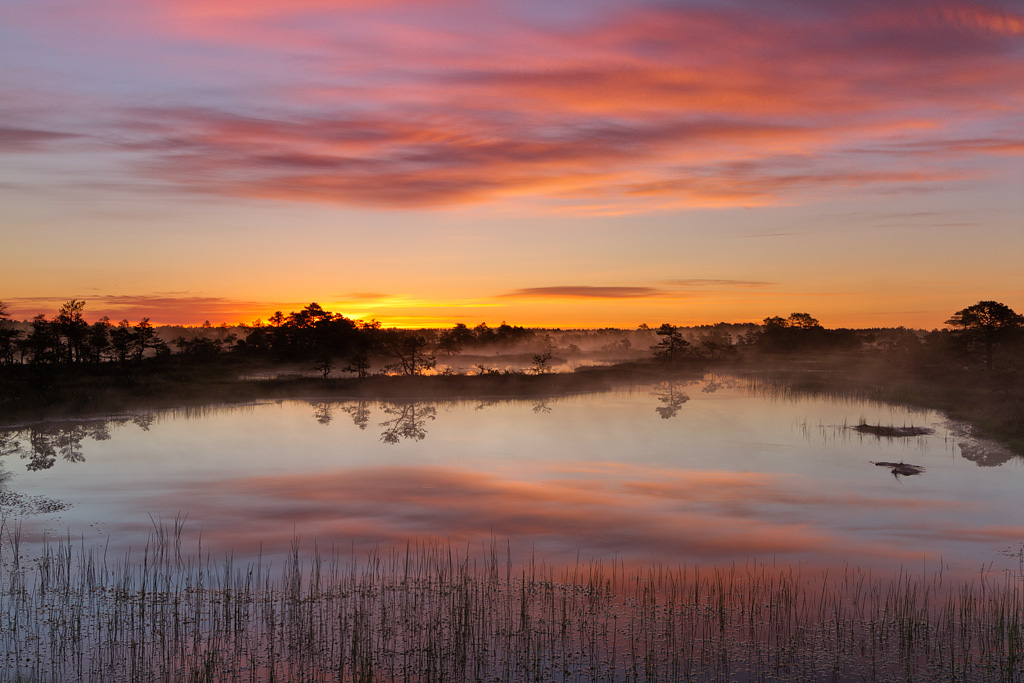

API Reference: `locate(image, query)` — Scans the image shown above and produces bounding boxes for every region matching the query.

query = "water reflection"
[1,383,1022,578]
[1,420,114,471]
[340,400,371,430]
[312,402,334,425]
[379,402,437,444]
[652,380,689,419]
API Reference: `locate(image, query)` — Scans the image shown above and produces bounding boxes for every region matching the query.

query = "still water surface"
[2,377,1022,576]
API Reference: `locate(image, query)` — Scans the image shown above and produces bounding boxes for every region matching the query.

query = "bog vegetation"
[1,525,1021,683]
[0,299,1022,452]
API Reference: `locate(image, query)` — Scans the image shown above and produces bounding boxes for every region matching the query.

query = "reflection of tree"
[341,401,372,430]
[652,381,690,419]
[0,431,20,459]
[701,373,738,394]
[379,402,437,444]
[132,413,157,431]
[312,402,334,426]
[957,440,1014,467]
[1,421,117,471]
[532,401,552,414]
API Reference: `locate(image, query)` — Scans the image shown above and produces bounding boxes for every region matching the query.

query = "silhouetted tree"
[172,334,229,358]
[314,357,333,379]
[696,326,735,359]
[133,318,168,359]
[437,323,476,355]
[945,301,1024,371]
[86,317,112,363]
[532,351,554,374]
[25,314,58,364]
[109,320,134,363]
[0,301,23,365]
[382,331,436,375]
[758,312,833,352]
[652,323,690,363]
[55,300,88,364]
[343,351,371,377]
[473,323,496,345]
[494,321,533,346]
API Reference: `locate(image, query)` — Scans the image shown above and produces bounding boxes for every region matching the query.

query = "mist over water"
[2,377,1021,579]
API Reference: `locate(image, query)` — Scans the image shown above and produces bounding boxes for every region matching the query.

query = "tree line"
[1,299,1021,376]
[0,301,540,377]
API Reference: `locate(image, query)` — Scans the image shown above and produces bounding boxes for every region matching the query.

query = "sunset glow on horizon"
[3,0,1022,329]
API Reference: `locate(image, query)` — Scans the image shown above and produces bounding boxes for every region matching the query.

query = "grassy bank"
[0,359,698,425]
[1,529,1021,683]
[732,352,1024,456]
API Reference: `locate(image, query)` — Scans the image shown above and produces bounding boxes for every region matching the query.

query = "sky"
[2,0,1022,329]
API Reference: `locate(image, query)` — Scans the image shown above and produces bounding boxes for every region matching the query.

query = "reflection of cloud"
[500,286,670,299]
[146,465,960,567]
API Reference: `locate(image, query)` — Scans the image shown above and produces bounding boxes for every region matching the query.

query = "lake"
[3,374,1021,579]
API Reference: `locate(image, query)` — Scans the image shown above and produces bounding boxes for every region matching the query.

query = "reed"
[1,523,1021,682]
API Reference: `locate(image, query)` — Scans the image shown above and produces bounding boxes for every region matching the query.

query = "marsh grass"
[1,522,1021,682]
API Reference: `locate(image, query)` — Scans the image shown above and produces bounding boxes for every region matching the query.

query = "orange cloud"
[5,0,1023,214]
[3,294,298,326]
[501,286,670,299]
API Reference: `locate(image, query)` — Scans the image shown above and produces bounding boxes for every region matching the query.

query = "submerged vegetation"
[1,527,1021,683]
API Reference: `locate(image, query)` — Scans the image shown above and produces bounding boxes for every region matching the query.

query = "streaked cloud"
[3,294,294,325]
[4,0,1021,211]
[666,279,773,289]
[336,292,390,301]
[0,126,77,152]
[500,286,670,299]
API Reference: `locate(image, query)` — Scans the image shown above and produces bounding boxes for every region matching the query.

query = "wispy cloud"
[335,292,390,301]
[0,126,77,152]
[3,294,294,325]
[666,279,773,289]
[4,0,1021,212]
[500,286,670,299]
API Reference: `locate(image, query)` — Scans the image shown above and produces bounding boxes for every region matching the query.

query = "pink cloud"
[4,0,1022,211]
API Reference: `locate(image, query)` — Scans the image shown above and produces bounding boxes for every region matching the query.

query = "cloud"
[666,279,773,289]
[336,292,390,301]
[3,294,296,325]
[0,126,77,152]
[5,0,1023,211]
[500,286,670,299]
